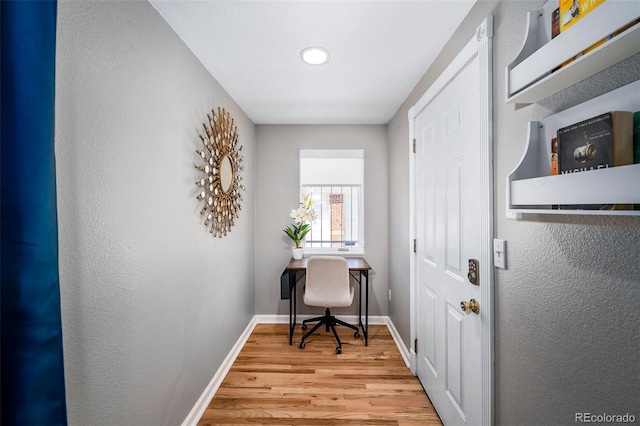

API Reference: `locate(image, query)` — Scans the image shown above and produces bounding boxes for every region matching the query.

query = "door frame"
[408,16,494,425]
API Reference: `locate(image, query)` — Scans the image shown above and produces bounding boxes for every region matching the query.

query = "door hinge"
[414,338,418,353]
[413,239,417,253]
[412,138,416,154]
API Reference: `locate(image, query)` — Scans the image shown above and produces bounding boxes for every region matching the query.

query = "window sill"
[304,248,365,256]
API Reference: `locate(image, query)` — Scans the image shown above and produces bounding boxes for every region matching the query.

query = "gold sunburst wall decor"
[194,107,245,237]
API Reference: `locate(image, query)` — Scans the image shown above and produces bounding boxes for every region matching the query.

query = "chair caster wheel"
[299,341,305,349]
[336,347,342,354]
[301,324,308,330]
[354,331,360,338]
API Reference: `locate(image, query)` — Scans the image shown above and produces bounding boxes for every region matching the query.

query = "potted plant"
[283,193,317,259]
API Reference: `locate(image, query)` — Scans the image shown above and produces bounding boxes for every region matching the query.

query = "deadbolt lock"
[468,259,479,285]
[461,299,479,314]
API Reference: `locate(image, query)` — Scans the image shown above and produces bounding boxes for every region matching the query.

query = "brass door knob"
[460,299,479,314]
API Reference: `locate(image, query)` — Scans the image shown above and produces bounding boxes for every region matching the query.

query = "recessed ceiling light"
[301,46,330,66]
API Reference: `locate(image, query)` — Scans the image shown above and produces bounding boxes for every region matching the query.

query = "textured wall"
[55,1,255,425]
[388,0,640,424]
[254,125,389,317]
[493,2,640,424]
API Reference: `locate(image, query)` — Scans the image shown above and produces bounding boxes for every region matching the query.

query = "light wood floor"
[198,323,442,425]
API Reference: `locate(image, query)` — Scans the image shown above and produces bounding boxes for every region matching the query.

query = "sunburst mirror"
[194,107,245,237]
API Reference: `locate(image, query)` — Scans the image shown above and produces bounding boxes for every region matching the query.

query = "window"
[300,149,364,254]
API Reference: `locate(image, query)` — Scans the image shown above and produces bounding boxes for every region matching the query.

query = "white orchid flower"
[303,208,317,223]
[290,208,304,224]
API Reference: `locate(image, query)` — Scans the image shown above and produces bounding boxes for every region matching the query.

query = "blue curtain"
[1,1,67,425]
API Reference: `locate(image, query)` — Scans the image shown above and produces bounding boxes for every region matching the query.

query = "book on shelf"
[557,110,633,210]
[634,111,640,210]
[634,111,640,165]
[551,135,559,176]
[551,134,559,209]
[559,0,605,33]
[551,8,560,39]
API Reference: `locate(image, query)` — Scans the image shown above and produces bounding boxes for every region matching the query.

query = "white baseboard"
[180,316,258,426]
[385,317,411,369]
[182,314,411,425]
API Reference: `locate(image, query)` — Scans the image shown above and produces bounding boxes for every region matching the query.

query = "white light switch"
[493,239,507,269]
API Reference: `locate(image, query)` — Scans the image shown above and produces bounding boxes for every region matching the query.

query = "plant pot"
[292,247,304,260]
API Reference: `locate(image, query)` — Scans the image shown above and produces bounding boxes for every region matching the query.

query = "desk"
[281,256,372,346]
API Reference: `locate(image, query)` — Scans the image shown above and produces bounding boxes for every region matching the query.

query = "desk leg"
[364,270,369,346]
[357,270,369,346]
[357,277,362,332]
[288,270,297,345]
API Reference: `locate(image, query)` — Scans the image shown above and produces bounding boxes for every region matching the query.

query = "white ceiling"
[150,0,476,125]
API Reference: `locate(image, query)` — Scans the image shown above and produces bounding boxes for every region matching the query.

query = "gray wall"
[388,1,640,424]
[254,125,389,317]
[55,1,255,425]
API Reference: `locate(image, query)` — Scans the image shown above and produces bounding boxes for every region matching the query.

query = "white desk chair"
[299,256,360,354]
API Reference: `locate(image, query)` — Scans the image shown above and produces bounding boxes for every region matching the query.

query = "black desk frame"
[284,260,370,346]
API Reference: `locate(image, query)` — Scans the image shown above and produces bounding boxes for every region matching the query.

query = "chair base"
[299,308,360,354]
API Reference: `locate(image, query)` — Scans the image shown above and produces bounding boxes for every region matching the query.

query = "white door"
[412,18,492,426]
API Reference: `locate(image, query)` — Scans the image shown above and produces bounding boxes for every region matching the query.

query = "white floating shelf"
[506,1,640,104]
[506,80,640,217]
[510,164,640,205]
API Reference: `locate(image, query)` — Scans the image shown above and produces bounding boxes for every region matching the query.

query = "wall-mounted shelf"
[506,80,640,218]
[506,1,640,104]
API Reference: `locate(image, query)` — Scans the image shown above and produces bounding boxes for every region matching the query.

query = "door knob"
[460,299,479,314]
